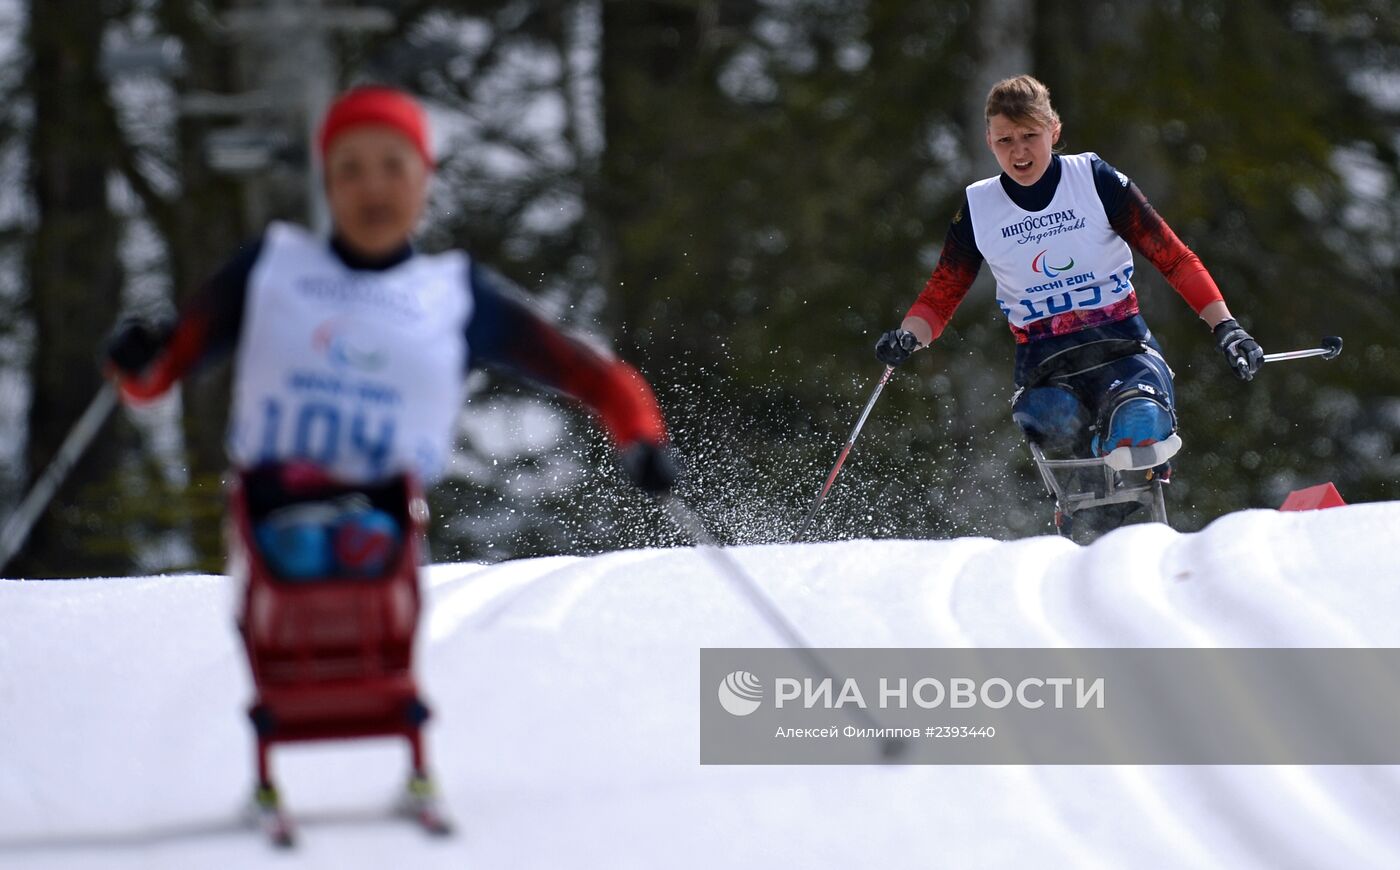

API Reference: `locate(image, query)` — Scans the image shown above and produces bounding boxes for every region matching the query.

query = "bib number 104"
[259,398,395,478]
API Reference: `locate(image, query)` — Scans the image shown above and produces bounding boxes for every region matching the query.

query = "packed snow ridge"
[3,502,1400,869]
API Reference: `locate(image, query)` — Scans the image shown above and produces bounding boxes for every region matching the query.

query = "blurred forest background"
[1,0,1398,577]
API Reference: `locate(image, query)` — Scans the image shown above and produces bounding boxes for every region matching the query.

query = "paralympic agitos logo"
[1031,249,1075,278]
[312,318,387,372]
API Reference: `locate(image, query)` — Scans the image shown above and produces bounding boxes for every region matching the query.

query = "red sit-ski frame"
[227,469,434,792]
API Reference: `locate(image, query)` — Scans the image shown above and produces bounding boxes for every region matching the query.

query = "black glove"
[1213,318,1263,382]
[874,329,920,366]
[104,316,173,377]
[620,441,680,494]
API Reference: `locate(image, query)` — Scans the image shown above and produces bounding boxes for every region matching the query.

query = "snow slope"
[3,502,1400,869]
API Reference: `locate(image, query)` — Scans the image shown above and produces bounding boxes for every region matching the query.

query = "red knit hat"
[317,86,434,168]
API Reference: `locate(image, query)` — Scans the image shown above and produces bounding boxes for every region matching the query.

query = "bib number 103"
[258,398,395,478]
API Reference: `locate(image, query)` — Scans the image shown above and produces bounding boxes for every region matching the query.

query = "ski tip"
[1322,336,1343,359]
[259,811,296,848]
[250,784,295,848]
[421,815,455,837]
[403,805,455,838]
[403,774,455,838]
[255,811,295,849]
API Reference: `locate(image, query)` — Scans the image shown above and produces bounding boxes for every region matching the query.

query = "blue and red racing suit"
[905,153,1223,454]
[117,223,668,486]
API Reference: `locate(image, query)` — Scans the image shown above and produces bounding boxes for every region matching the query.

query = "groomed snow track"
[3,502,1400,869]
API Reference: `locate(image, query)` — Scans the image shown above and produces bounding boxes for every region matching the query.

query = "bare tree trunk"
[154,0,258,569]
[16,0,126,577]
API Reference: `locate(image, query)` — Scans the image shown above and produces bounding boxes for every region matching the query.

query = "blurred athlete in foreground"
[105,86,675,843]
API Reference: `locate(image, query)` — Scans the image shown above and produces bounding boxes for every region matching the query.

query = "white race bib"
[227,222,471,484]
[967,153,1136,329]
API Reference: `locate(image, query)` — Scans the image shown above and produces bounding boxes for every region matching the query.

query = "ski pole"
[1261,336,1343,364]
[661,494,907,760]
[0,383,119,575]
[790,365,895,543]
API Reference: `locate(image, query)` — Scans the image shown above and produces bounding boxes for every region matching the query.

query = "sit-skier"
[876,75,1261,535]
[106,86,677,842]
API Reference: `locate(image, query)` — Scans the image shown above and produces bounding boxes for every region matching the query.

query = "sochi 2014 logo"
[312,318,386,372]
[1031,249,1075,278]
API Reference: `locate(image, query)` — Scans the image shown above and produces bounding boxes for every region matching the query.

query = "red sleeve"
[1110,183,1223,314]
[905,220,983,341]
[527,338,669,448]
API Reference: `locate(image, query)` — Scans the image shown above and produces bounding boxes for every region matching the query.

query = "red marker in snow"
[1280,482,1347,511]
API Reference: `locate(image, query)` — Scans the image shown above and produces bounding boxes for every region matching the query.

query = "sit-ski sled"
[1028,434,1181,538]
[228,464,451,847]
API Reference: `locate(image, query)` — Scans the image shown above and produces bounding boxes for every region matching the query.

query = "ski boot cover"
[255,502,338,579]
[1094,395,1180,473]
[1013,386,1093,456]
[332,502,401,577]
[1098,397,1174,453]
[256,495,401,581]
